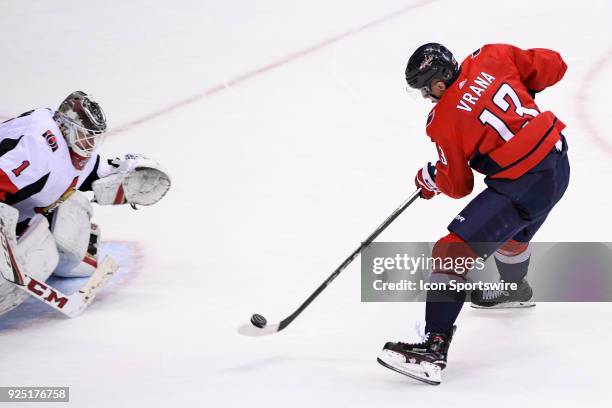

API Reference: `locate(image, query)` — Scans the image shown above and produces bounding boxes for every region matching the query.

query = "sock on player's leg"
[494,240,531,283]
[424,232,473,334]
[471,240,534,308]
[425,272,466,334]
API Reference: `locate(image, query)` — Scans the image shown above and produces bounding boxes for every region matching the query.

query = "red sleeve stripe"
[0,169,19,201]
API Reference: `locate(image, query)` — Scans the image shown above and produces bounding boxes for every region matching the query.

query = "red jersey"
[426,44,567,198]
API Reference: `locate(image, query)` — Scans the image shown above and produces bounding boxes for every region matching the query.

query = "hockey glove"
[414,163,440,200]
[92,154,171,207]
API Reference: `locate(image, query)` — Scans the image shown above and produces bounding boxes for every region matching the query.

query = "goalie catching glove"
[92,154,171,207]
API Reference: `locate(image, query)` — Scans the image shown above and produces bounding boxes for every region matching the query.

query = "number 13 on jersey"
[479,84,539,142]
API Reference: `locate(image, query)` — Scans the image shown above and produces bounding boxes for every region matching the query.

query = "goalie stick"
[0,223,118,318]
[238,188,421,336]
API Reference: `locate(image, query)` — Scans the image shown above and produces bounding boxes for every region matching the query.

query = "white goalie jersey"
[0,108,106,227]
[0,105,170,317]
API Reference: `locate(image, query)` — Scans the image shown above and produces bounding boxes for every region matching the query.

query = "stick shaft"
[278,189,421,330]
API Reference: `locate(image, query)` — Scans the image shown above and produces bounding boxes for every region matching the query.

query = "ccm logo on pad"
[27,278,69,308]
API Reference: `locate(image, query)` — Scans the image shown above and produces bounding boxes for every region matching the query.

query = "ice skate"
[471,279,535,309]
[377,326,455,385]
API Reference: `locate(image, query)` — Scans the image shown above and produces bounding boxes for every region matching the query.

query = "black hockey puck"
[251,313,267,328]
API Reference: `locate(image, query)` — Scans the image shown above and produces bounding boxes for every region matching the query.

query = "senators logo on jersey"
[42,130,58,152]
[34,177,78,215]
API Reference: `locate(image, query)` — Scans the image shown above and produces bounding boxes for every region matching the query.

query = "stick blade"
[237,321,280,337]
[57,255,119,317]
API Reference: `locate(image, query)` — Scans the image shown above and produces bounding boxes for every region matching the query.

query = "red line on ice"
[108,0,437,135]
[575,47,612,155]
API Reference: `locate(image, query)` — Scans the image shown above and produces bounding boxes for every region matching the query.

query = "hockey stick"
[0,225,118,318]
[238,188,422,336]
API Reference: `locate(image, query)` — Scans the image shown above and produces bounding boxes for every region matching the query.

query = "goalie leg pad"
[17,214,60,280]
[58,223,101,278]
[0,210,59,315]
[51,191,95,277]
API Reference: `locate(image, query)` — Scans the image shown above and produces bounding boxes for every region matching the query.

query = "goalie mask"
[54,91,107,169]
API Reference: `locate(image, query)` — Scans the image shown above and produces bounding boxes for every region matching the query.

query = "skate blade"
[471,300,536,309]
[377,350,441,385]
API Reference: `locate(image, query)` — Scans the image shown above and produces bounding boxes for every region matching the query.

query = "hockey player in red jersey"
[377,44,569,384]
[0,91,171,315]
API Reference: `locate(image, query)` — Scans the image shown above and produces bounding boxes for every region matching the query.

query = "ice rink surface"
[1,0,612,406]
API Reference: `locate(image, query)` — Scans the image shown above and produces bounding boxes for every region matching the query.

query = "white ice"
[1,0,612,406]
